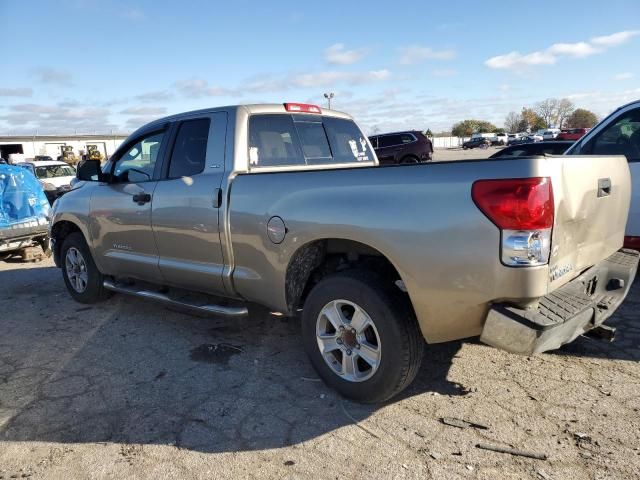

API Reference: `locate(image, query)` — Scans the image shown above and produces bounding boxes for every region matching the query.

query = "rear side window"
[400,133,415,144]
[248,114,373,168]
[168,118,210,178]
[368,136,378,148]
[378,135,401,148]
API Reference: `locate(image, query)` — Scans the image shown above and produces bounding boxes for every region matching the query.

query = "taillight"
[284,103,322,114]
[472,177,554,266]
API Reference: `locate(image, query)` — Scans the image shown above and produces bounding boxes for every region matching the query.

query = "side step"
[103,280,248,317]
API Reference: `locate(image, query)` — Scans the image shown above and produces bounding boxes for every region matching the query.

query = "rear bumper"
[0,226,48,252]
[480,249,639,355]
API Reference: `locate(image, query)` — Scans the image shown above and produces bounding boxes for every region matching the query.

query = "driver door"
[90,129,168,281]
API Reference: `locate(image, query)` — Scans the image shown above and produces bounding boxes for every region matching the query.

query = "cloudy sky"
[1,0,639,135]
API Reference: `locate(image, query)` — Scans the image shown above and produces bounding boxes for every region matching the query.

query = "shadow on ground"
[0,264,466,453]
[0,264,637,453]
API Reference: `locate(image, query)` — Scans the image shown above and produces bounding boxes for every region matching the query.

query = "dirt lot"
[433,146,499,162]
[1,234,639,479]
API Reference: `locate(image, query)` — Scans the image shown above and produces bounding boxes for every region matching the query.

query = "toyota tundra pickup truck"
[49,103,639,403]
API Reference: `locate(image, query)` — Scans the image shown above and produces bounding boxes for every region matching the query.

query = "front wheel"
[61,232,111,303]
[301,271,424,403]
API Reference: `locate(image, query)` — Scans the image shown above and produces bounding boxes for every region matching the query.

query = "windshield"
[35,164,76,178]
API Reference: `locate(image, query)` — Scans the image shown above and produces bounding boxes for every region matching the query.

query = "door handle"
[213,188,223,208]
[132,192,152,205]
[597,178,611,197]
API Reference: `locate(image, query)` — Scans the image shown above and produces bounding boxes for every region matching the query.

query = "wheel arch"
[50,219,88,267]
[284,237,414,317]
[399,154,420,164]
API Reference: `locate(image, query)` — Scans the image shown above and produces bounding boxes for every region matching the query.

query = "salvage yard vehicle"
[57,145,78,165]
[0,163,50,261]
[566,99,640,249]
[17,160,76,204]
[49,103,639,403]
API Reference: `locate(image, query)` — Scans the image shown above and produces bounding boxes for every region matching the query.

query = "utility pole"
[323,92,334,109]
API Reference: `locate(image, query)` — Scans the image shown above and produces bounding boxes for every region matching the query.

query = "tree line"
[450,98,599,137]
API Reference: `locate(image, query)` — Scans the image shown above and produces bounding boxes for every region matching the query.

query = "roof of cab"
[131,103,354,139]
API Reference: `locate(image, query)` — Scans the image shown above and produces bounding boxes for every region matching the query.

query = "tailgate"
[548,155,631,288]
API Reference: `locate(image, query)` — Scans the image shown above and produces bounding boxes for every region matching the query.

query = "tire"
[399,155,419,164]
[301,270,424,403]
[60,232,111,303]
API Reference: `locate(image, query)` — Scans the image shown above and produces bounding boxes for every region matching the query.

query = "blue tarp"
[0,164,50,233]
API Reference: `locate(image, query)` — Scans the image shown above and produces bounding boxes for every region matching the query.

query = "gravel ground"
[433,146,498,162]
[1,243,639,479]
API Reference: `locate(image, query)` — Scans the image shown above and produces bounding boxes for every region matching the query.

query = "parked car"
[506,133,521,144]
[368,130,433,164]
[462,137,490,149]
[50,102,638,403]
[0,163,50,260]
[542,128,561,140]
[489,141,574,159]
[557,128,590,141]
[494,133,508,145]
[34,155,54,162]
[565,99,640,249]
[18,160,76,204]
[507,135,539,146]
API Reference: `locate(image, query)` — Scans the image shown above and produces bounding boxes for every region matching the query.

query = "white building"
[0,134,128,162]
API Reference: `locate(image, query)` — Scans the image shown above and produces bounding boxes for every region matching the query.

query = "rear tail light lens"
[284,103,322,114]
[472,177,554,266]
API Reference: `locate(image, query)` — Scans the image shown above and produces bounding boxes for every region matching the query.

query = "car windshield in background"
[248,114,374,168]
[35,165,75,178]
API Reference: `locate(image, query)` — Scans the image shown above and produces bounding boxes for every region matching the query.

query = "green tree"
[424,128,433,138]
[566,108,598,128]
[521,108,546,131]
[451,119,498,137]
[494,127,506,134]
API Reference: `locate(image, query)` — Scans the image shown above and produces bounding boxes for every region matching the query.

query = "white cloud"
[485,51,556,70]
[399,45,456,65]
[485,30,640,71]
[0,87,33,97]
[547,41,600,57]
[135,90,173,102]
[591,30,640,47]
[613,72,634,80]
[324,43,368,65]
[120,106,167,115]
[175,79,237,98]
[292,70,390,88]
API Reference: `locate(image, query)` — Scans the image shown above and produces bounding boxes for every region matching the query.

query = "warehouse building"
[0,134,128,162]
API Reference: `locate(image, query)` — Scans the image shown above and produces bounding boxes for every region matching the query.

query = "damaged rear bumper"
[480,249,639,355]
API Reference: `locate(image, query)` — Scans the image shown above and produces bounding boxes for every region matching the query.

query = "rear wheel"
[400,155,419,164]
[301,271,424,403]
[61,232,111,303]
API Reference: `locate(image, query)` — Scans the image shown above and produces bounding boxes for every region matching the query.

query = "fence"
[431,136,470,149]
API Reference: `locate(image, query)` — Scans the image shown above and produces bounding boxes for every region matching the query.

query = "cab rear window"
[248,114,373,168]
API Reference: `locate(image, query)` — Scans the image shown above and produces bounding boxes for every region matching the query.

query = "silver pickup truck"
[50,103,639,402]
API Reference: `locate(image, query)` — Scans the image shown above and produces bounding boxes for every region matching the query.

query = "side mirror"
[77,159,102,181]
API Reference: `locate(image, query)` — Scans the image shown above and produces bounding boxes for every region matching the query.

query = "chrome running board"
[103,280,248,317]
